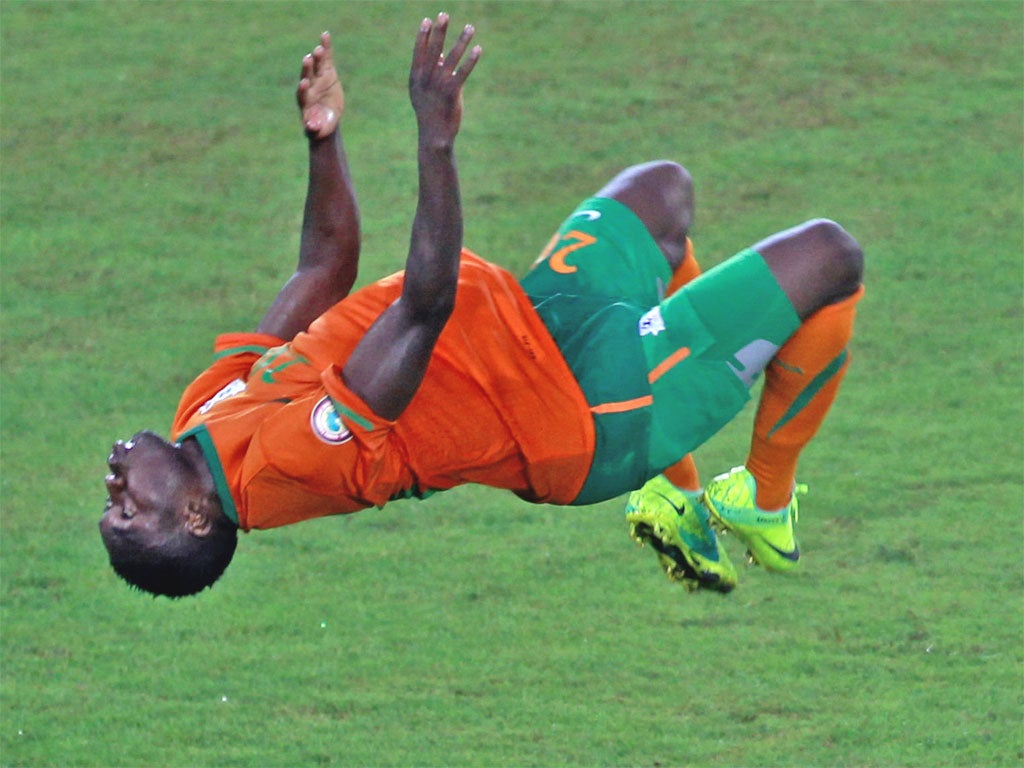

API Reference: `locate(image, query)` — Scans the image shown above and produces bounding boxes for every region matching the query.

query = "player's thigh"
[641,248,801,469]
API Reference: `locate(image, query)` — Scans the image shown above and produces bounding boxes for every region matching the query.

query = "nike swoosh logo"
[652,492,720,563]
[764,541,801,561]
[571,209,601,221]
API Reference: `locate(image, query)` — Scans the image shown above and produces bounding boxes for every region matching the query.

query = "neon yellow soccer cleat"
[626,474,737,593]
[703,466,806,573]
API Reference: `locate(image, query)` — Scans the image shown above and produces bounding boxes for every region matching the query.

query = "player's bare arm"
[257,31,360,341]
[342,14,481,420]
[403,15,480,320]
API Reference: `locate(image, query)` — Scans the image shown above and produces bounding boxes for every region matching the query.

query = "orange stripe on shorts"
[647,346,691,384]
[590,395,653,415]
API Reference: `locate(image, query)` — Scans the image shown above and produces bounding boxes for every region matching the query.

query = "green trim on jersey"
[330,398,375,432]
[178,424,239,525]
[388,484,439,502]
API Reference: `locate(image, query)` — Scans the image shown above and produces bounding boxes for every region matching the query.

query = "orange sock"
[663,454,701,492]
[746,286,864,510]
[665,237,699,297]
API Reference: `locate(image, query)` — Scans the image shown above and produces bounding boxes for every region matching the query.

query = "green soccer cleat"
[626,475,737,593]
[703,466,807,573]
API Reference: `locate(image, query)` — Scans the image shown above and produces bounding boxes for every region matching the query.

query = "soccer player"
[100,15,864,598]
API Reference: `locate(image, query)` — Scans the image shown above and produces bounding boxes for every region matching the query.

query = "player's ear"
[185,499,214,538]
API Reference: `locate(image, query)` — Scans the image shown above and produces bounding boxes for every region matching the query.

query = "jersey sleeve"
[171,332,285,438]
[237,364,401,529]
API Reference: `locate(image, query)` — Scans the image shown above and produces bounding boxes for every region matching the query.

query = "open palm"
[297,32,345,140]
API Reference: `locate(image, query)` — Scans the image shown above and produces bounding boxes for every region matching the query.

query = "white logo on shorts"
[727,340,780,387]
[310,396,352,445]
[638,307,666,336]
[572,209,602,221]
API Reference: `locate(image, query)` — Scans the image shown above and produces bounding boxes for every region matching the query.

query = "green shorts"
[522,197,800,504]
[520,196,673,307]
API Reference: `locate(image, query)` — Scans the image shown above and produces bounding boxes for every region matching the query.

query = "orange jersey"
[172,251,595,530]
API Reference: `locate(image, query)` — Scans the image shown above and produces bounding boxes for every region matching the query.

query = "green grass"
[2,1,1022,766]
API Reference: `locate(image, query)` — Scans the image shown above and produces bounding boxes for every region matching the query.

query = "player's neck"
[180,438,216,496]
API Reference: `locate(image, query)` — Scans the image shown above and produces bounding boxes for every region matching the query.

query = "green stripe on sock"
[766,348,848,439]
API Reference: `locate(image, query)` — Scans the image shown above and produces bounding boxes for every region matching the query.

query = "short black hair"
[102,511,238,598]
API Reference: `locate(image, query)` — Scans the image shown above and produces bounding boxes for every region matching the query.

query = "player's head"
[99,430,237,598]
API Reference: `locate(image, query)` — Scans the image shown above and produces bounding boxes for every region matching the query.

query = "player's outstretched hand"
[298,32,345,140]
[409,13,482,146]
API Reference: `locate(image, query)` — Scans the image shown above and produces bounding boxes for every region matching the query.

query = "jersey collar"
[177,425,239,526]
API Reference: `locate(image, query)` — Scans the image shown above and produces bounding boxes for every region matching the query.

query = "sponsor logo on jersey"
[310,396,352,445]
[638,307,666,336]
[199,378,246,414]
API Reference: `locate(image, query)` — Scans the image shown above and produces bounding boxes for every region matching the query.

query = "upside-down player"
[99,15,864,598]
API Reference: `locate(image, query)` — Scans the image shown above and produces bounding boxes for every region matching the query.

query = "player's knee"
[634,160,691,195]
[804,218,864,291]
[597,161,694,270]
[599,161,694,228]
[611,159,689,187]
[628,160,693,221]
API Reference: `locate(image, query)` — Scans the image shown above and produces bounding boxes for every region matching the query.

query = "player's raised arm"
[257,32,361,341]
[341,14,481,420]
[402,14,480,320]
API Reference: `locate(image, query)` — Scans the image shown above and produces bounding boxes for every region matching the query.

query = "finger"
[311,44,326,80]
[411,16,432,73]
[297,78,312,115]
[296,56,313,108]
[441,24,475,72]
[452,44,482,85]
[425,12,449,67]
[319,32,334,70]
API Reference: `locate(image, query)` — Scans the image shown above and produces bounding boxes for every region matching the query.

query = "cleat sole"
[628,518,733,594]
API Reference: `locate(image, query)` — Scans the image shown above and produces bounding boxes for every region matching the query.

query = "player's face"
[99,431,194,545]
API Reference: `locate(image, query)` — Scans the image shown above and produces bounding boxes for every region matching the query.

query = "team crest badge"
[310,396,352,445]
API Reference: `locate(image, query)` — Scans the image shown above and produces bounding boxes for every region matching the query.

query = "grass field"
[2,1,1022,766]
